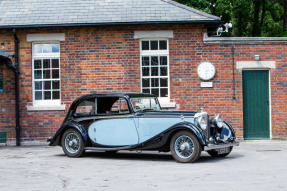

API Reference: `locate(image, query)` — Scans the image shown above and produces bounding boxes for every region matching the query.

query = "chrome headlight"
[197,115,208,130]
[214,114,224,128]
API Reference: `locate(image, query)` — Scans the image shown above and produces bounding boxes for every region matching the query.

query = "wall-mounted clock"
[197,61,216,81]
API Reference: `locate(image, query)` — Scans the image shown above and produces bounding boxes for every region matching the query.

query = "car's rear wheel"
[61,129,85,157]
[207,146,233,157]
[170,131,201,163]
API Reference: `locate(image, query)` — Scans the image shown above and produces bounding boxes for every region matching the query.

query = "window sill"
[27,105,66,111]
[160,102,176,108]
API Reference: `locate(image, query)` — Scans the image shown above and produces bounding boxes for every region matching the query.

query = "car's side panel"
[136,117,194,143]
[88,118,138,146]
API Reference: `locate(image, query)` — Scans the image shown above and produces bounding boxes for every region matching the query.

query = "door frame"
[242,69,272,139]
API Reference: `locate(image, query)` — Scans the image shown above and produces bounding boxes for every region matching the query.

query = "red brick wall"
[0,24,286,144]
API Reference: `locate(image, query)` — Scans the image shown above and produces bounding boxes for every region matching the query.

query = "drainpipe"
[13,29,20,146]
[231,44,236,99]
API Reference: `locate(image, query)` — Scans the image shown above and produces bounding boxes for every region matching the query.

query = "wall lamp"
[254,55,260,61]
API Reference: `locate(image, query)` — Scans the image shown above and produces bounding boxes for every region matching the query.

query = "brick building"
[0,0,286,145]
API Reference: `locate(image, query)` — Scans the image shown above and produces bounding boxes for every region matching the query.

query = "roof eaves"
[161,0,221,21]
[0,20,223,30]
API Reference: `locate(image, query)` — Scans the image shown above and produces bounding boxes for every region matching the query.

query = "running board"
[85,146,132,151]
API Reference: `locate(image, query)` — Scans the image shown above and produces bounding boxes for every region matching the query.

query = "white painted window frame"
[32,42,61,106]
[140,38,171,104]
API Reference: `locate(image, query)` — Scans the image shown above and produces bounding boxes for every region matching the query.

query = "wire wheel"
[65,132,81,154]
[61,129,85,157]
[174,135,195,159]
[170,131,201,163]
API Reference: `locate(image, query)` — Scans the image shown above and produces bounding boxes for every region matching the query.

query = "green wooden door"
[243,70,270,139]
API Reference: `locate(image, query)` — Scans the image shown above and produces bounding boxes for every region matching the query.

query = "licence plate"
[217,147,230,154]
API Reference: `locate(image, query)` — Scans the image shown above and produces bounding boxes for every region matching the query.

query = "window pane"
[34,44,42,53]
[160,67,167,76]
[142,67,149,76]
[34,60,42,69]
[43,70,51,79]
[142,89,150,94]
[44,91,51,100]
[142,79,150,87]
[151,41,158,50]
[35,81,42,90]
[151,56,158,66]
[52,59,59,68]
[160,56,167,65]
[151,88,159,96]
[43,59,50,68]
[142,41,149,50]
[160,78,168,87]
[151,67,158,76]
[43,44,52,53]
[142,57,149,66]
[44,81,51,90]
[159,40,167,50]
[52,69,60,79]
[151,78,159,87]
[34,70,42,79]
[52,91,60,99]
[52,80,60,89]
[35,91,42,100]
[160,88,168,97]
[52,44,60,53]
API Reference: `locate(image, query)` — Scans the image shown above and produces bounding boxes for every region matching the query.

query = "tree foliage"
[176,0,286,37]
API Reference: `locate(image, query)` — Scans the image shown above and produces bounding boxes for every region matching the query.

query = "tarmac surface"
[0,140,287,191]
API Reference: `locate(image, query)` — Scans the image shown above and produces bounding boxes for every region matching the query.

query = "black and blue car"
[49,93,239,163]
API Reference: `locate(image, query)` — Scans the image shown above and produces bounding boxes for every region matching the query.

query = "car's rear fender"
[49,121,88,146]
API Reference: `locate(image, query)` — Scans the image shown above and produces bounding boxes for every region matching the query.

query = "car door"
[87,97,139,146]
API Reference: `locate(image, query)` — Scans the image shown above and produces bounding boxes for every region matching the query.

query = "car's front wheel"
[170,131,201,163]
[61,129,85,157]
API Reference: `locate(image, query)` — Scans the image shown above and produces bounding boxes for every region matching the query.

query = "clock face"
[197,61,216,81]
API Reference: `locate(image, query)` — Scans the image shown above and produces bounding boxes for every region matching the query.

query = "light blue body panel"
[88,118,138,146]
[88,116,194,146]
[136,118,194,143]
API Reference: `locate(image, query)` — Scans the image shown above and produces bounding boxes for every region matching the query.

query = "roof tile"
[0,0,220,28]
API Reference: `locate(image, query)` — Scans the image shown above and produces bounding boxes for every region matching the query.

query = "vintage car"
[49,93,239,163]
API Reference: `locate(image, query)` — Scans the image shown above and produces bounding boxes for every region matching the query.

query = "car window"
[130,97,160,112]
[74,97,130,116]
[75,99,95,116]
[110,98,130,114]
[98,98,130,115]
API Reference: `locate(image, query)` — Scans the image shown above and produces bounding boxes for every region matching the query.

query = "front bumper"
[204,141,239,151]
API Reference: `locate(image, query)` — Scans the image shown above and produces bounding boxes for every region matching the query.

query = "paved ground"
[0,140,287,191]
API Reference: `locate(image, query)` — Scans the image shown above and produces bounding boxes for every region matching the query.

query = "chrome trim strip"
[204,141,239,151]
[85,146,132,151]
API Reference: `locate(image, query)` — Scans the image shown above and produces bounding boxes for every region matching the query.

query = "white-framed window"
[140,39,170,103]
[32,42,61,106]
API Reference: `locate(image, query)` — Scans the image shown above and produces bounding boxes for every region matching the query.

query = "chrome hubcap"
[65,133,80,154]
[174,135,194,159]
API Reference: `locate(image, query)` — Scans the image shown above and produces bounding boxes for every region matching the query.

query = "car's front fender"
[135,122,206,150]
[169,122,206,145]
[49,121,88,146]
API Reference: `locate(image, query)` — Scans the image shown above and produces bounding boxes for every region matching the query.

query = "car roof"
[75,92,157,101]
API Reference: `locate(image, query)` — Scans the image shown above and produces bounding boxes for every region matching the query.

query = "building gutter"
[202,32,287,43]
[13,29,21,146]
[0,20,223,30]
[231,44,236,99]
